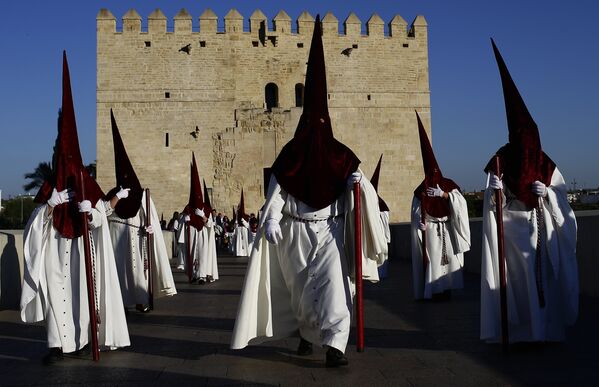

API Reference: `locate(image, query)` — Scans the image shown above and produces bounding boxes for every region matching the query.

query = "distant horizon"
[1,0,598,198]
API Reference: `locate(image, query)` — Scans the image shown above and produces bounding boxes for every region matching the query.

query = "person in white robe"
[480,40,578,344]
[105,189,177,309]
[20,52,130,364]
[232,218,250,257]
[369,154,391,279]
[231,16,388,368]
[190,208,219,283]
[411,113,470,300]
[104,110,177,311]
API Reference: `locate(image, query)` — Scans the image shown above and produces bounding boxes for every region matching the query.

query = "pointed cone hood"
[35,51,104,238]
[232,206,237,224]
[105,109,143,219]
[370,154,389,212]
[270,15,360,209]
[237,189,248,226]
[485,39,555,209]
[187,152,208,230]
[414,111,459,218]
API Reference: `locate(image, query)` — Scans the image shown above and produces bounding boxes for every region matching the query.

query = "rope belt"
[434,222,450,266]
[284,213,343,223]
[109,218,143,229]
[535,202,546,308]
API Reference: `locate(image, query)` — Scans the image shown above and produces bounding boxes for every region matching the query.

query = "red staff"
[493,155,509,352]
[79,171,100,361]
[186,212,193,284]
[353,181,364,352]
[420,191,429,294]
[145,188,154,310]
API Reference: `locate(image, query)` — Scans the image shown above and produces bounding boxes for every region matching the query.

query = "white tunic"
[20,201,130,353]
[480,168,579,343]
[233,219,250,257]
[106,191,177,306]
[192,216,219,280]
[231,171,388,353]
[410,189,471,299]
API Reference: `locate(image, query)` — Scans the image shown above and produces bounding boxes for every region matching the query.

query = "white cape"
[107,191,177,306]
[231,170,388,350]
[20,201,130,352]
[410,189,471,299]
[480,168,578,342]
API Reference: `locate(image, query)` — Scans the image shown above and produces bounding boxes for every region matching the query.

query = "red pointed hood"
[237,189,249,226]
[414,112,459,218]
[370,154,389,212]
[104,109,143,219]
[187,153,209,230]
[270,15,360,209]
[34,52,104,238]
[484,39,555,209]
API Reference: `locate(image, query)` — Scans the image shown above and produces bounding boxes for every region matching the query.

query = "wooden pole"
[353,182,364,352]
[493,156,509,353]
[186,218,192,283]
[420,192,428,296]
[79,171,100,361]
[145,189,154,310]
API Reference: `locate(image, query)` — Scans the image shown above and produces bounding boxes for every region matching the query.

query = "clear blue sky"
[1,0,598,197]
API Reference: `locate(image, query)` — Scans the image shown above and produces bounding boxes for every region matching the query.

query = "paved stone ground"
[1,254,598,386]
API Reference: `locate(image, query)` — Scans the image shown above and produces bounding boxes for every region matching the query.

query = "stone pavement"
[1,255,598,386]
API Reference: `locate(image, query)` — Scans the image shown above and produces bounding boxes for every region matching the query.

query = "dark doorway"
[295,83,304,107]
[265,83,278,111]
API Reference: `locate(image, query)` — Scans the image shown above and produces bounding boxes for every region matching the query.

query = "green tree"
[23,162,52,192]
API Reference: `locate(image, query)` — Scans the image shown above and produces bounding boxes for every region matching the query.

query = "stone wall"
[96,8,431,221]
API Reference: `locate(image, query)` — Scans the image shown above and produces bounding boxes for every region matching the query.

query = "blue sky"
[1,0,598,197]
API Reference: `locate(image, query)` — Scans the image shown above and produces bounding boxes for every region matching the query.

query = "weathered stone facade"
[96,8,430,222]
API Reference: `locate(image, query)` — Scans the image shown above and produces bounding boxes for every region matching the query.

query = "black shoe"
[297,337,313,356]
[73,344,90,357]
[198,278,206,285]
[325,347,348,368]
[136,304,150,313]
[43,348,64,365]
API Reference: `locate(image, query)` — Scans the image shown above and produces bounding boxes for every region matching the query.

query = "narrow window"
[199,41,206,47]
[403,43,409,48]
[252,41,259,47]
[265,83,279,111]
[165,92,170,98]
[297,42,304,48]
[367,94,371,101]
[295,83,304,107]
[165,133,169,147]
[144,41,151,47]
[352,44,358,49]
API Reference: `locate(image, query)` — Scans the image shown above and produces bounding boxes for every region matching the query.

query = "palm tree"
[23,162,53,192]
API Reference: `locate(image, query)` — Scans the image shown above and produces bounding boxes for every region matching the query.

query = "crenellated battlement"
[97,8,427,39]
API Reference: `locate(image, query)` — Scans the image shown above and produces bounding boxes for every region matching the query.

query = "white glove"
[116,187,130,199]
[195,208,205,217]
[48,188,74,207]
[184,215,191,222]
[349,171,362,185]
[265,219,283,245]
[532,181,548,198]
[489,174,503,190]
[419,222,427,231]
[145,225,154,234]
[78,200,92,213]
[426,184,444,198]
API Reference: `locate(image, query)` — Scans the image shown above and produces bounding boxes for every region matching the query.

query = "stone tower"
[96,8,430,222]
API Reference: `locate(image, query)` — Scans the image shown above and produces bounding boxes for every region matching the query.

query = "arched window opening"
[295,83,304,107]
[265,83,279,111]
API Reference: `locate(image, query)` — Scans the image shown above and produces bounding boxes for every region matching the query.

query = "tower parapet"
[96,8,426,39]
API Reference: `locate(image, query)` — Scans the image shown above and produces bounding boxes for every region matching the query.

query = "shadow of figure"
[0,232,22,310]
